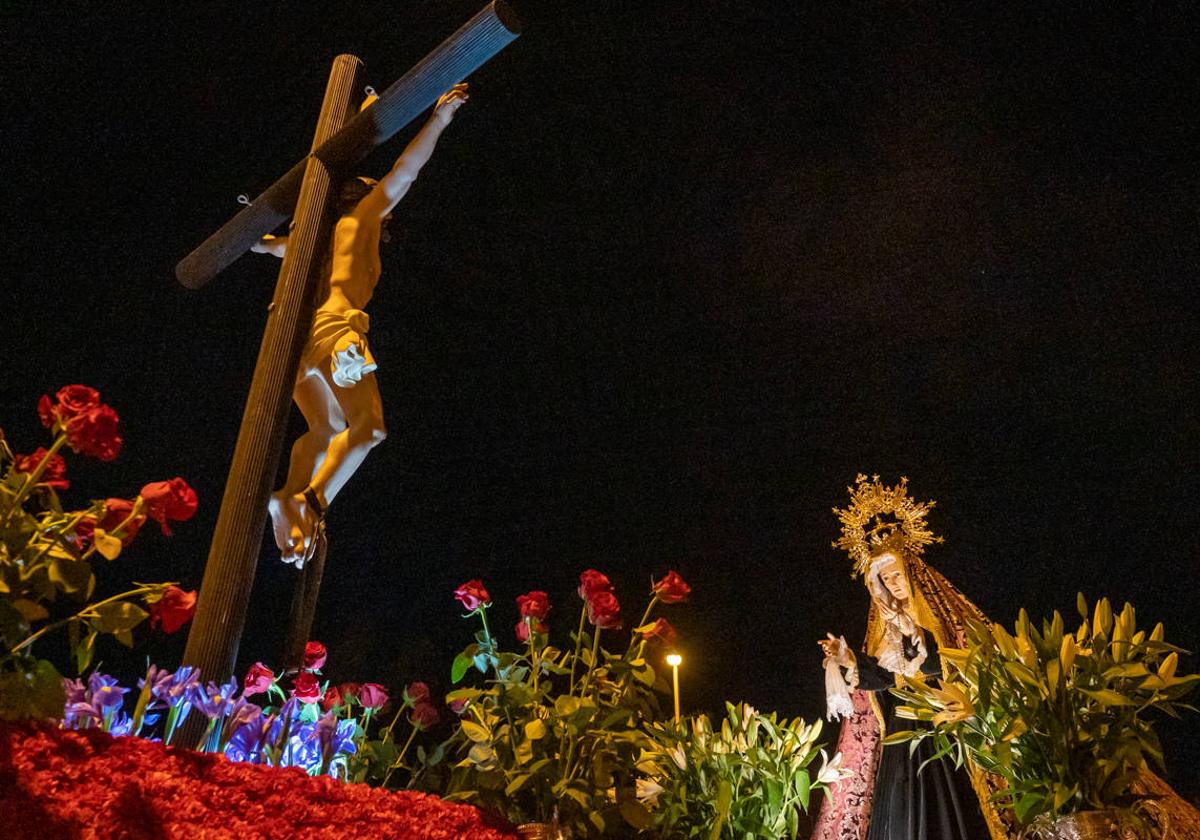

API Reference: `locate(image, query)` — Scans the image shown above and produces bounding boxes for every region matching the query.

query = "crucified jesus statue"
[254,83,469,567]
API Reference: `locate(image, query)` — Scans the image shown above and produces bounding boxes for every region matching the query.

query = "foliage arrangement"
[53,639,442,781]
[887,595,1200,828]
[431,569,691,836]
[0,386,198,720]
[636,702,848,840]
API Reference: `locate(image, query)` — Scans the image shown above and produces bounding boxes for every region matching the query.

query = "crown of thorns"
[833,474,942,577]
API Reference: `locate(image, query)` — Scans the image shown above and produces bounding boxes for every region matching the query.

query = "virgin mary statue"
[810,475,1200,840]
[812,475,1012,840]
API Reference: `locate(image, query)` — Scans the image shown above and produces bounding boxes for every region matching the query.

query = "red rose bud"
[516,617,549,643]
[291,672,322,704]
[358,683,388,710]
[97,498,145,546]
[37,395,56,429]
[586,590,622,629]
[242,662,275,696]
[409,701,439,730]
[139,478,198,536]
[13,448,69,491]
[453,580,491,612]
[640,617,677,646]
[321,683,346,713]
[449,696,470,715]
[577,569,613,601]
[63,404,122,461]
[516,590,551,620]
[405,681,432,705]
[339,682,362,703]
[148,586,197,634]
[652,570,692,604]
[303,641,328,671]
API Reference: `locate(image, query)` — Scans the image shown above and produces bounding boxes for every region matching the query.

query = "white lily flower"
[816,750,855,786]
[636,778,665,807]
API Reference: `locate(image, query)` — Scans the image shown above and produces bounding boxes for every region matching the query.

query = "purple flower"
[313,711,359,758]
[191,679,238,720]
[63,701,103,728]
[88,672,129,711]
[145,665,200,708]
[108,711,135,737]
[225,712,274,764]
[63,678,87,706]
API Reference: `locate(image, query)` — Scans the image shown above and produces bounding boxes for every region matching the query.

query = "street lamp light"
[666,653,682,722]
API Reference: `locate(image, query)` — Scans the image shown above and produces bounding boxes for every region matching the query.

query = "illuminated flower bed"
[0,721,519,839]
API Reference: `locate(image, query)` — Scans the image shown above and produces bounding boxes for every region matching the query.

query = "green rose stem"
[381,721,420,787]
[629,594,659,659]
[1,432,67,526]
[578,626,603,697]
[9,582,171,655]
[476,605,497,667]
[525,618,541,694]
[567,603,587,695]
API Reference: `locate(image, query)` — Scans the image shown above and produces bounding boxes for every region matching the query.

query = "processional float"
[175,2,521,690]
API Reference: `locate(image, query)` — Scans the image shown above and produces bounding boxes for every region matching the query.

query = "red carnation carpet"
[0,722,520,839]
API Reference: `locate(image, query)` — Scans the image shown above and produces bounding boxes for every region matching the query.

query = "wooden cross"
[178,2,521,689]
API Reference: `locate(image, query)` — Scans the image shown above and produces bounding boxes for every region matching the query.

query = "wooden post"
[282,533,328,671]
[175,0,520,289]
[181,55,362,690]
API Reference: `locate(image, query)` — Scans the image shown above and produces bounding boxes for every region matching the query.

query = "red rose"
[291,672,322,704]
[303,641,327,671]
[39,385,100,429]
[13,448,69,491]
[516,590,551,620]
[321,683,346,712]
[453,580,491,612]
[339,682,362,703]
[640,617,677,646]
[577,569,612,600]
[652,570,691,604]
[63,404,123,461]
[405,681,431,705]
[148,586,197,634]
[586,590,622,629]
[242,662,275,696]
[516,618,548,643]
[409,701,439,730]
[358,683,388,710]
[139,478,198,536]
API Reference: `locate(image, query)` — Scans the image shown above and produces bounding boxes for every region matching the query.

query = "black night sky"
[3,1,1198,799]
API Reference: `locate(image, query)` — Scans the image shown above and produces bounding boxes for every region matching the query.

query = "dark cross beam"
[180,54,363,692]
[176,0,520,289]
[179,2,522,691]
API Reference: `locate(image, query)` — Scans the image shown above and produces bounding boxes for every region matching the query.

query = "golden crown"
[833,474,942,577]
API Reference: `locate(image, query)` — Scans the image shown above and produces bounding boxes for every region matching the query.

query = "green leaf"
[48,554,93,597]
[619,799,654,830]
[795,768,811,810]
[461,719,490,742]
[0,658,66,721]
[91,601,148,634]
[554,695,581,717]
[505,773,531,795]
[451,652,473,684]
[74,629,97,673]
[1080,688,1137,707]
